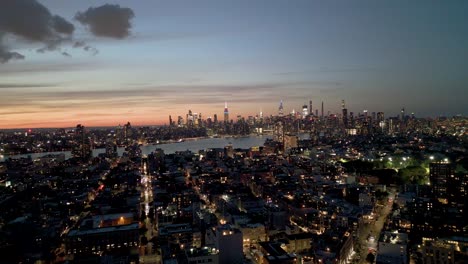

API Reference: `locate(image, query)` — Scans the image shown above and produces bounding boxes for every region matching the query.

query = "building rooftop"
[68,222,139,237]
[186,247,219,258]
[379,231,408,245]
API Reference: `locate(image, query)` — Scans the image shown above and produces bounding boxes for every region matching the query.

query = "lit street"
[353,190,396,264]
[140,159,161,264]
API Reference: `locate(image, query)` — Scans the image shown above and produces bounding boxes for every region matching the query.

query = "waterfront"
[0,135,273,162]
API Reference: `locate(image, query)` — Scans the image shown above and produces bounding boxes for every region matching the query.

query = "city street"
[353,190,395,263]
[140,160,161,264]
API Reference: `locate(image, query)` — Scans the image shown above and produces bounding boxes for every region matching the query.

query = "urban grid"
[0,100,467,263]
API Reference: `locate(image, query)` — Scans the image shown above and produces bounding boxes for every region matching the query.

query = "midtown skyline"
[1,0,468,129]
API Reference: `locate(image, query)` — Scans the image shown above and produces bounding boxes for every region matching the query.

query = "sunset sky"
[1,0,467,129]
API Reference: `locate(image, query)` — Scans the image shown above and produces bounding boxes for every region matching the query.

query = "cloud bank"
[0,0,75,62]
[0,1,134,63]
[75,4,135,39]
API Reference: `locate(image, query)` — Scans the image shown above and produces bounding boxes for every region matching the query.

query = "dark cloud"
[52,15,75,35]
[0,0,74,41]
[0,0,75,61]
[73,40,98,55]
[0,1,136,62]
[0,33,24,63]
[75,4,135,39]
[0,46,25,63]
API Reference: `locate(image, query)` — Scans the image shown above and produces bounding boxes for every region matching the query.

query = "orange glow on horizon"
[0,105,270,129]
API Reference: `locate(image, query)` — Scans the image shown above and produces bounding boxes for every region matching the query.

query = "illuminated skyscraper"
[224,102,229,123]
[187,110,194,127]
[302,104,308,118]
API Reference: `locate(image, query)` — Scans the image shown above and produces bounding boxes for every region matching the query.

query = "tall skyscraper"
[342,100,348,128]
[224,102,229,123]
[309,100,312,116]
[187,110,194,127]
[177,116,184,126]
[302,104,308,118]
[278,100,284,117]
[321,101,324,118]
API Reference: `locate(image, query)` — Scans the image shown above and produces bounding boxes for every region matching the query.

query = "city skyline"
[1,0,468,129]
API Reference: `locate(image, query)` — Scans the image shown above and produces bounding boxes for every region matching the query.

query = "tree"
[375,190,389,201]
[398,166,427,184]
[371,169,398,184]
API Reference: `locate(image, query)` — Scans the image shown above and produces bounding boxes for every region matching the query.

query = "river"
[0,135,275,162]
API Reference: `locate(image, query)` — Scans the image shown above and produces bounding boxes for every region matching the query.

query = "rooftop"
[379,231,408,245]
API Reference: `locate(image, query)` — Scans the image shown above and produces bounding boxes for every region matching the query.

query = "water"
[0,135,273,162]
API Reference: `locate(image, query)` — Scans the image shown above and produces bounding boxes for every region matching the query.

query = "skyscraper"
[302,104,308,118]
[224,102,229,123]
[309,100,312,116]
[342,100,348,128]
[321,101,324,118]
[278,100,284,117]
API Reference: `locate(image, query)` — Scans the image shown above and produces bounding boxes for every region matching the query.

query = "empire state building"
[224,102,229,123]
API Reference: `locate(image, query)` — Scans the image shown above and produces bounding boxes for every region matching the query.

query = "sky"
[0,0,467,129]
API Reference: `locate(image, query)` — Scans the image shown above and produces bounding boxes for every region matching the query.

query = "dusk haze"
[1,0,467,128]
